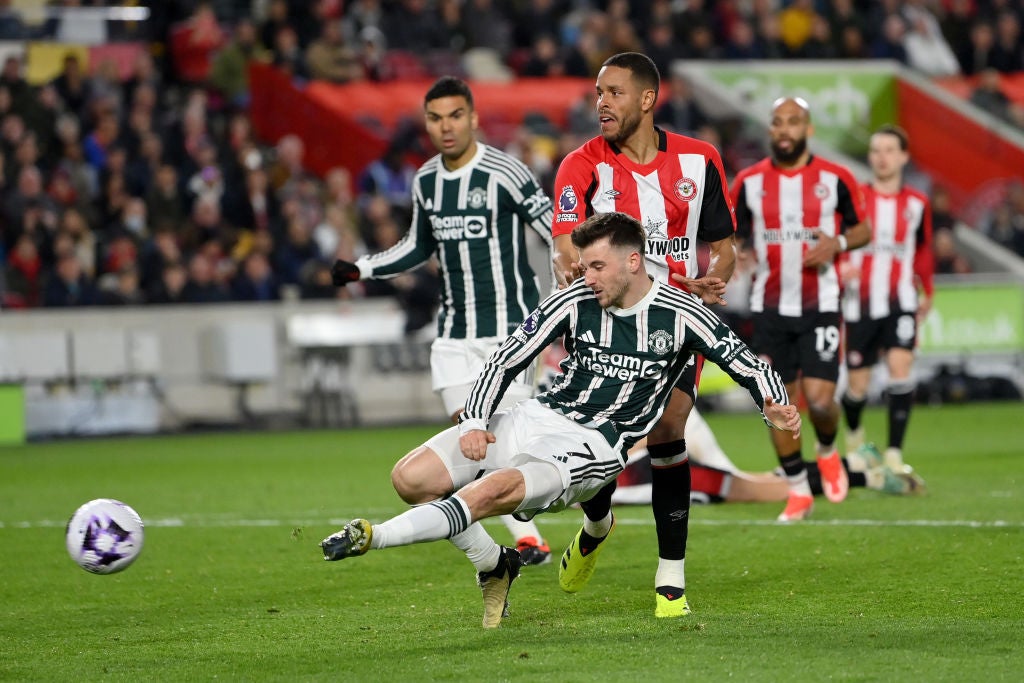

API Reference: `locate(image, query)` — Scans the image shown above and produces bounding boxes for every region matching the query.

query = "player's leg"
[435,339,550,565]
[491,367,551,565]
[685,406,739,472]
[797,312,847,504]
[882,312,919,470]
[842,317,881,455]
[646,380,694,618]
[753,312,812,521]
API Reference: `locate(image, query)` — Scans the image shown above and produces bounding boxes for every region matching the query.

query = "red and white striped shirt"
[842,184,934,321]
[732,155,865,317]
[551,130,735,285]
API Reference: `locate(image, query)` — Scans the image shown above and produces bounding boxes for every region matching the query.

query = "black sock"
[649,439,689,561]
[581,480,615,522]
[888,386,914,450]
[778,451,806,478]
[842,392,867,432]
[808,458,864,496]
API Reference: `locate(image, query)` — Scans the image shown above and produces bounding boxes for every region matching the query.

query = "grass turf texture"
[1,403,1021,682]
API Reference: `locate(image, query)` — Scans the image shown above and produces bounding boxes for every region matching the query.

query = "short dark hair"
[602,52,660,101]
[873,123,909,151]
[424,76,474,109]
[571,211,646,255]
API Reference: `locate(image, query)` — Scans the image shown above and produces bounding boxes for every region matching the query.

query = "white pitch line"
[3,517,1022,529]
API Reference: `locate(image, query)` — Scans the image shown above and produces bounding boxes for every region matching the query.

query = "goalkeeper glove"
[331,259,361,285]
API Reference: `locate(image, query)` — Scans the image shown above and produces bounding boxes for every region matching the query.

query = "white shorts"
[430,337,535,416]
[424,399,627,518]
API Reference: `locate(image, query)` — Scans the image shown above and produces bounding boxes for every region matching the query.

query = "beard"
[602,110,641,145]
[771,136,807,165]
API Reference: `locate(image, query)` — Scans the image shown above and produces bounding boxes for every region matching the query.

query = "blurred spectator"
[643,20,683,78]
[969,68,1014,123]
[231,251,279,301]
[145,164,186,230]
[1,55,32,117]
[991,11,1024,73]
[272,25,309,80]
[358,143,416,211]
[837,24,869,59]
[871,13,908,62]
[82,112,122,174]
[210,17,271,108]
[932,228,972,274]
[58,207,97,276]
[305,19,363,83]
[182,194,230,253]
[223,165,280,233]
[384,0,447,53]
[122,51,162,114]
[260,0,293,52]
[97,264,145,306]
[462,0,512,55]
[299,259,339,300]
[802,15,837,59]
[902,2,960,76]
[778,0,817,56]
[941,0,975,71]
[139,226,182,291]
[182,252,229,303]
[267,133,310,194]
[273,214,321,286]
[960,20,996,75]
[983,184,1024,257]
[4,233,45,307]
[4,166,59,251]
[931,187,956,233]
[147,261,188,304]
[0,0,26,40]
[654,72,708,137]
[43,251,97,307]
[50,53,91,122]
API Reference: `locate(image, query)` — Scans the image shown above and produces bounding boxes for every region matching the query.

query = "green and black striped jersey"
[461,278,789,451]
[356,143,554,339]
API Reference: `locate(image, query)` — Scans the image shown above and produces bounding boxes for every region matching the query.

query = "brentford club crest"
[814,183,830,199]
[648,329,673,354]
[674,177,697,201]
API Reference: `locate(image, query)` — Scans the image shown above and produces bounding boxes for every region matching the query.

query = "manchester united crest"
[649,329,673,354]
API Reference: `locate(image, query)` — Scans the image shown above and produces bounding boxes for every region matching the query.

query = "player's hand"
[764,396,801,440]
[672,274,728,305]
[802,230,841,268]
[330,259,361,286]
[555,261,585,289]
[459,429,496,461]
[916,296,932,324]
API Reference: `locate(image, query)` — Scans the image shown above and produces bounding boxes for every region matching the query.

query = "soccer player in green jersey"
[322,212,801,628]
[331,77,555,564]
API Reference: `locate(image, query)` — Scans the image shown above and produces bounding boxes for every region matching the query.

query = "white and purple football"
[65,499,145,574]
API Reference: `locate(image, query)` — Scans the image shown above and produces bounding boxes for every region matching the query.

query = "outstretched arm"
[671,234,737,305]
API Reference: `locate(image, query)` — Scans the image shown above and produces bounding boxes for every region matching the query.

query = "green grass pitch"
[1,403,1021,681]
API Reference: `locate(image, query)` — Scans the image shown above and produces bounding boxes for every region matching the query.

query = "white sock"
[449,522,502,572]
[655,558,685,590]
[371,495,472,549]
[788,470,812,497]
[500,515,544,545]
[816,441,836,457]
[583,511,613,538]
[684,409,732,471]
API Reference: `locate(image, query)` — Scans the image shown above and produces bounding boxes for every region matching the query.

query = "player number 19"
[814,325,840,354]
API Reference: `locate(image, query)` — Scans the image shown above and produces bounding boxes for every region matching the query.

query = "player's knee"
[391,447,449,504]
[805,398,836,422]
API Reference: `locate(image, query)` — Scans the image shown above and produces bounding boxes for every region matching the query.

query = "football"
[65,499,145,574]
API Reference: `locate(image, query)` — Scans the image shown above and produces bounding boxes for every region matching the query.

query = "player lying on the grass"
[320,211,801,628]
[612,420,926,506]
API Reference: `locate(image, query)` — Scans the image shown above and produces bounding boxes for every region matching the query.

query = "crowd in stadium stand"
[0,0,1022,310]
